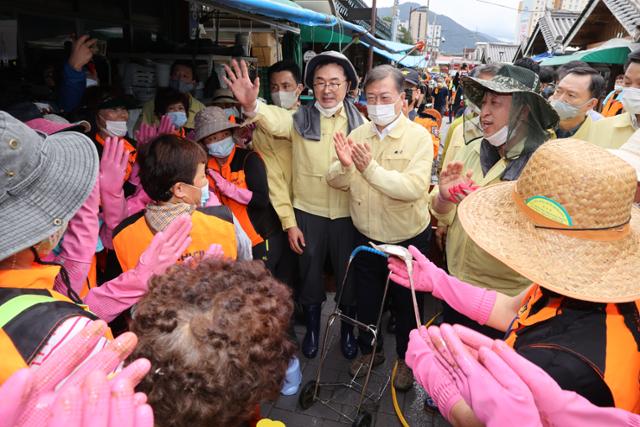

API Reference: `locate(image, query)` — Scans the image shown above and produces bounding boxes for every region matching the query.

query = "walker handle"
[349,245,388,260]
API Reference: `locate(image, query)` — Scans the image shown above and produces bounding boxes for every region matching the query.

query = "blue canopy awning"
[360,42,427,67]
[218,0,337,27]
[207,0,413,54]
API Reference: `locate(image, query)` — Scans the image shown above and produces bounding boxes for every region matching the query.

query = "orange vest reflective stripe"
[506,284,640,412]
[112,207,238,272]
[0,268,112,383]
[95,134,137,181]
[208,148,264,247]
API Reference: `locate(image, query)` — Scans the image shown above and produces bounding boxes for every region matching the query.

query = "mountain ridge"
[378,2,499,54]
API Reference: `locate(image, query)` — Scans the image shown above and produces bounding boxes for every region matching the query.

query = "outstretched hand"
[222,59,260,112]
[438,162,477,204]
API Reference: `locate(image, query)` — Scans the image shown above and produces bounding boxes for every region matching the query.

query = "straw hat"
[458,138,640,303]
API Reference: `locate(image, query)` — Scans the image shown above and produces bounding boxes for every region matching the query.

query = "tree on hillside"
[399,27,413,44]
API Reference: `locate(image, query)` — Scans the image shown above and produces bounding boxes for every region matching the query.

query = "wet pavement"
[260,294,452,427]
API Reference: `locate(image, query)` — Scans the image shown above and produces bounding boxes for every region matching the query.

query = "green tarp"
[540,46,631,66]
[300,25,352,45]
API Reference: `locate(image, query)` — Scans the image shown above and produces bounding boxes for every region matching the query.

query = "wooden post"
[367,0,377,72]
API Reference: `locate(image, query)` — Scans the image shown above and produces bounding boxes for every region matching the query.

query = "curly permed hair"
[129,259,296,427]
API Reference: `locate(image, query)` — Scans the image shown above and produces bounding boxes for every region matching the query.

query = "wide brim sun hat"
[0,112,99,260]
[462,64,559,131]
[304,51,359,91]
[458,138,640,303]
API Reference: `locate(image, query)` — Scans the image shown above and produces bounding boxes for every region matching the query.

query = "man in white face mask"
[250,61,302,302]
[223,52,364,361]
[326,64,433,391]
[549,66,603,139]
[429,64,559,343]
[591,48,640,149]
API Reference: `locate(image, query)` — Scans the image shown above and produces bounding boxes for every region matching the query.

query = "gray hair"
[363,65,404,93]
[471,64,501,79]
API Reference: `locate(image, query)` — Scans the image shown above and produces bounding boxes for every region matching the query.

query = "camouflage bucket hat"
[462,64,559,130]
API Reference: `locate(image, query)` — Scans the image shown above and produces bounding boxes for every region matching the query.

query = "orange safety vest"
[0,266,111,383]
[207,147,264,247]
[95,134,137,181]
[602,96,624,118]
[112,206,238,272]
[506,284,640,412]
[414,116,441,160]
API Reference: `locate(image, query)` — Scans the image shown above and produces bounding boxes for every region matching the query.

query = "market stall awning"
[540,45,631,66]
[216,0,337,26]
[301,25,352,44]
[361,42,428,68]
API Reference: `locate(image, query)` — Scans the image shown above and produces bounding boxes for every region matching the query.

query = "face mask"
[167,111,187,128]
[484,125,509,147]
[315,101,343,118]
[615,84,624,92]
[199,183,210,207]
[86,78,98,88]
[169,79,194,94]
[622,87,640,115]
[367,102,399,126]
[271,90,298,109]
[104,120,128,137]
[207,136,235,158]
[550,99,588,121]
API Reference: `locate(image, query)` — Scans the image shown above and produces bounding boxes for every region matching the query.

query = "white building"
[517,0,588,40]
[409,7,429,42]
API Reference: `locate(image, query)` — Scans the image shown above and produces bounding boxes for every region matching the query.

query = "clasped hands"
[333,131,372,173]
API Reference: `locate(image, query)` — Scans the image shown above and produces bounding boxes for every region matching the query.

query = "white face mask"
[271,90,298,110]
[367,103,399,126]
[615,84,624,92]
[484,125,509,147]
[315,101,343,118]
[104,120,128,137]
[622,87,640,115]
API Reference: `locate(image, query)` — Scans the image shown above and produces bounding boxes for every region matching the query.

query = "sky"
[365,0,521,42]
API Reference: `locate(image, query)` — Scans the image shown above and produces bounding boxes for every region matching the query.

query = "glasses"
[313,80,346,91]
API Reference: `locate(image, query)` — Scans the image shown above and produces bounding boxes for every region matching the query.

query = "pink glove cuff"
[431,377,463,422]
[432,276,497,326]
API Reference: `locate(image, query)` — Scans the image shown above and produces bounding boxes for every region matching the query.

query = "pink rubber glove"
[134,115,175,147]
[432,324,541,427]
[388,245,497,325]
[84,215,192,321]
[53,177,100,297]
[203,186,222,207]
[99,137,129,231]
[2,328,153,426]
[208,169,253,205]
[491,338,638,427]
[405,326,463,420]
[14,320,143,425]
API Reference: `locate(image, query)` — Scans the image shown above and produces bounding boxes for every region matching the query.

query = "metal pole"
[367,0,377,72]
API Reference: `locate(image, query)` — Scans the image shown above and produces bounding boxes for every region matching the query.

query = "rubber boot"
[340,305,358,360]
[302,304,321,359]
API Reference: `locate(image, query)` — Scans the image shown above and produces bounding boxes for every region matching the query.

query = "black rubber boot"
[340,305,358,360]
[302,304,321,359]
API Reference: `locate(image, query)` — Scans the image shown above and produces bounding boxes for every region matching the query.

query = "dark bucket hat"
[462,64,559,130]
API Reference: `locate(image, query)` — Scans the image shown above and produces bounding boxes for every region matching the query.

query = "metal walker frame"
[298,245,395,427]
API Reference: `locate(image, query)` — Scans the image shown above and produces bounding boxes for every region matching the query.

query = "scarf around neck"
[292,99,364,141]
